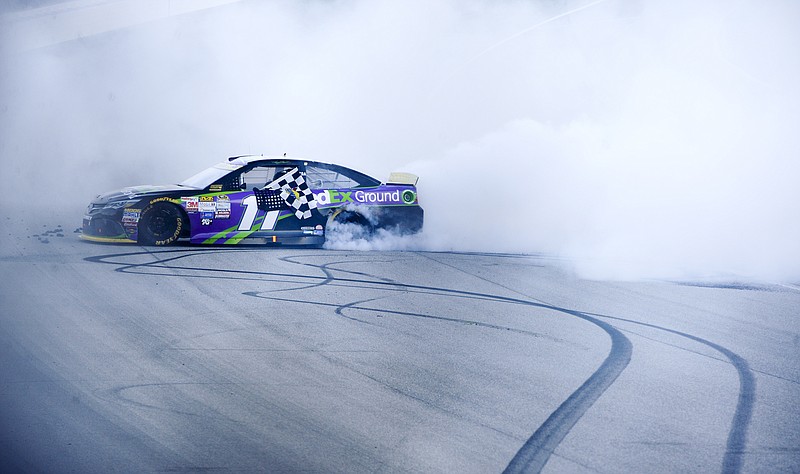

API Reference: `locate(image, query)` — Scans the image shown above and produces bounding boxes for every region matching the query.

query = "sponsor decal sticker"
[354,190,401,204]
[199,200,216,212]
[182,197,199,212]
[301,225,320,235]
[304,224,325,235]
[122,209,141,226]
[209,184,223,192]
[314,190,353,205]
[150,196,179,205]
[313,188,414,206]
[201,218,213,226]
[199,195,214,202]
[215,211,230,219]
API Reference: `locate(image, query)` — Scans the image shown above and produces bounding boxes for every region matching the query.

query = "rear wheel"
[138,202,185,245]
[329,210,374,239]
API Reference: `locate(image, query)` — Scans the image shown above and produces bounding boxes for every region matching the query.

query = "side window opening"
[305,166,360,189]
[240,166,280,190]
[215,174,241,192]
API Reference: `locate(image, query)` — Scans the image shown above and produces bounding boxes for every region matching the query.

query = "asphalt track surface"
[1,217,799,473]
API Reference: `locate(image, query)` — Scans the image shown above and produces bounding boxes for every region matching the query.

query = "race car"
[81,155,423,246]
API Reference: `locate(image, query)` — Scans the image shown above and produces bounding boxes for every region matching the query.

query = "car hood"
[92,184,192,204]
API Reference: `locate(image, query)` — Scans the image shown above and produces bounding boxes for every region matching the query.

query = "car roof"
[225,155,383,186]
[227,154,308,165]
[226,154,349,168]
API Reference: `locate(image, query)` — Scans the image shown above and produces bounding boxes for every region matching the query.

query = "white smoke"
[406,1,800,280]
[1,0,797,280]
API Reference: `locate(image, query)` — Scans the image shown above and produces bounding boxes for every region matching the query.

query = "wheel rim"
[147,209,175,238]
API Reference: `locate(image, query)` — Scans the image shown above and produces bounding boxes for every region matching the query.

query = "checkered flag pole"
[262,167,318,219]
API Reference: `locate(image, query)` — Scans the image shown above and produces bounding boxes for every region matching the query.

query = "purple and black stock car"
[82,155,423,246]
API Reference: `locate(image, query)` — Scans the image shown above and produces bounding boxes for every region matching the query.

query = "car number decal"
[238,195,279,231]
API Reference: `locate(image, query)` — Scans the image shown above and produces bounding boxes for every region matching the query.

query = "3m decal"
[181,197,199,212]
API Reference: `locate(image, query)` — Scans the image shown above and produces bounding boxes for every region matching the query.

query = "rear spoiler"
[387,172,419,186]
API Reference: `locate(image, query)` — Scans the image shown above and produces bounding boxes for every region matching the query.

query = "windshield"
[180,162,243,189]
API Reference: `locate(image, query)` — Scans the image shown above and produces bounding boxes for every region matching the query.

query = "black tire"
[138,202,185,245]
[331,210,374,237]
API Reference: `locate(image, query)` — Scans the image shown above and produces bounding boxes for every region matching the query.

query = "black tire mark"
[269,255,403,293]
[274,254,633,473]
[246,292,631,471]
[418,252,763,473]
[242,293,588,444]
[280,254,400,284]
[95,383,241,420]
[84,248,774,472]
[245,293,564,343]
[88,249,631,471]
[333,296,390,325]
[501,314,630,474]
[586,313,755,474]
[83,251,548,305]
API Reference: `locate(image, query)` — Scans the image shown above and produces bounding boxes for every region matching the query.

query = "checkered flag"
[263,167,317,219]
[253,188,286,211]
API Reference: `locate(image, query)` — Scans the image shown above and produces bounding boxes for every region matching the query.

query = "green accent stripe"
[202,224,240,244]
[201,213,266,244]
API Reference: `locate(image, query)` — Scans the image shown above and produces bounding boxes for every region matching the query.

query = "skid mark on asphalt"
[243,254,633,474]
[85,248,756,473]
[95,382,242,420]
[420,252,762,473]
[243,293,563,343]
[587,313,756,474]
[87,249,629,470]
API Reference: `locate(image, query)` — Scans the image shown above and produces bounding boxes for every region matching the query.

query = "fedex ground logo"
[314,188,417,207]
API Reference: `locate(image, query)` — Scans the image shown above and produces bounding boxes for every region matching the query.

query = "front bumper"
[81,214,137,243]
[81,200,141,243]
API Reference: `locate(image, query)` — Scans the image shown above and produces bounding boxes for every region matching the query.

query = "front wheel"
[138,202,185,245]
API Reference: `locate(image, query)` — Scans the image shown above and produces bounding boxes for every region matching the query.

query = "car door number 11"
[238,195,279,231]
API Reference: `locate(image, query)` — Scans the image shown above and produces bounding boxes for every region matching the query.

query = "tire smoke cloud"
[1,0,797,280]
